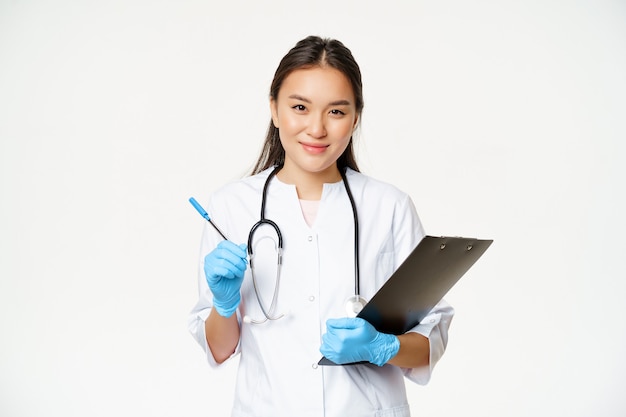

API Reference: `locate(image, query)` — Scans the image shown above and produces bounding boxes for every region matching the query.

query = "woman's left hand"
[319,317,400,366]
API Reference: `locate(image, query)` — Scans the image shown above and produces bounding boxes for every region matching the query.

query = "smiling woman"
[187,35,453,417]
[269,66,359,196]
[2,1,625,416]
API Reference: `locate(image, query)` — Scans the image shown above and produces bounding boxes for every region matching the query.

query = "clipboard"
[318,235,493,366]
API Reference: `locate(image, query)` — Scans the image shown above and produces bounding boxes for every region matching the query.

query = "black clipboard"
[318,235,493,366]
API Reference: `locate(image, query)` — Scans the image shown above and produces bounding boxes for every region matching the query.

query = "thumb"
[326,317,361,330]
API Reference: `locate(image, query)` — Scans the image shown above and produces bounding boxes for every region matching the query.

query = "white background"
[1,1,625,416]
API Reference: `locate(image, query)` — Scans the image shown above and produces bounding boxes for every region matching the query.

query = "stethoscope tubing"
[339,167,360,300]
[247,165,362,323]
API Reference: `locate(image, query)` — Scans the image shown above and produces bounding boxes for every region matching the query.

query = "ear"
[352,113,360,131]
[270,98,279,128]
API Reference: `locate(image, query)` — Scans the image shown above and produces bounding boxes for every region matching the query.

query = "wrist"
[371,333,400,366]
[212,294,240,318]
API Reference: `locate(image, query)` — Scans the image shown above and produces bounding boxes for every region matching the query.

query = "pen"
[188,197,229,241]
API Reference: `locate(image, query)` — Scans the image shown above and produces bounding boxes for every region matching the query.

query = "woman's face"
[270,66,358,183]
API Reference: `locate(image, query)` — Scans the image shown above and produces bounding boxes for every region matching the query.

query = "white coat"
[188,167,454,417]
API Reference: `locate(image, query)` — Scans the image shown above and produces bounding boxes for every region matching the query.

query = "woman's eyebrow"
[288,94,311,103]
[328,99,351,106]
[288,94,351,106]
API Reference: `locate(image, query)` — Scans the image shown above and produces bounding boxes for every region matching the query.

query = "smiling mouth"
[300,142,328,154]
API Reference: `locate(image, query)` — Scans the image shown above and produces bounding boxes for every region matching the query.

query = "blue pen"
[188,197,229,241]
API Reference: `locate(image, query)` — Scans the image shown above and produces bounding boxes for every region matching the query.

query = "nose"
[307,114,327,139]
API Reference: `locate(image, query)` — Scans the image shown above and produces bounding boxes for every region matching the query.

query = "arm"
[205,308,240,364]
[201,240,248,363]
[386,196,453,375]
[320,318,431,367]
[387,332,429,368]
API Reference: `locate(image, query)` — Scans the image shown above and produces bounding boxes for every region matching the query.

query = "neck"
[277,163,343,200]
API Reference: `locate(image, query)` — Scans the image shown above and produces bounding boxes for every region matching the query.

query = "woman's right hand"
[204,240,248,318]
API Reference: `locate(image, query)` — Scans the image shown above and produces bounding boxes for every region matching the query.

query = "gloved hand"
[320,317,400,366]
[204,240,248,318]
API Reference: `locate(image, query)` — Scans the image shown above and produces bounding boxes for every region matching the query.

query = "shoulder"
[345,169,424,258]
[210,168,273,200]
[344,168,420,227]
[345,168,411,203]
[206,167,275,216]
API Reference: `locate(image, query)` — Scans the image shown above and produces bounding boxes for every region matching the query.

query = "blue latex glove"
[204,240,248,318]
[320,317,400,366]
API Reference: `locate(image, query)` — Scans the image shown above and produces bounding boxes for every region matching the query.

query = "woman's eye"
[293,104,306,111]
[330,109,345,116]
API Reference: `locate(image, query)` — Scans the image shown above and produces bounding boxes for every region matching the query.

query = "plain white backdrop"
[1,1,625,416]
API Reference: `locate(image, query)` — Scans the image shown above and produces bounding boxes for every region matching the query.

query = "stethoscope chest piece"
[345,295,367,318]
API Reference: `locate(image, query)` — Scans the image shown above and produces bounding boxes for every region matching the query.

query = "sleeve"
[393,194,455,385]
[186,199,242,368]
[401,300,454,385]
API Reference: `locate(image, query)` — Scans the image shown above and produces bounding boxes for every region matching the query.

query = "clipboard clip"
[439,242,474,251]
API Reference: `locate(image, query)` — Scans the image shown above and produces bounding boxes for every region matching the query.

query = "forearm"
[387,332,430,368]
[205,307,240,363]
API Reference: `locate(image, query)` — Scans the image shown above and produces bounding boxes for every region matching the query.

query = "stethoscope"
[244,165,367,324]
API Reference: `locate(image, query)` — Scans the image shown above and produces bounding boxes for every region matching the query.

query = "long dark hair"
[251,36,364,175]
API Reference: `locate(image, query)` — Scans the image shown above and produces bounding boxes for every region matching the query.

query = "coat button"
[307,236,313,242]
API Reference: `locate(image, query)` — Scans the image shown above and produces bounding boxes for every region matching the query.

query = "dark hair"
[251,36,364,174]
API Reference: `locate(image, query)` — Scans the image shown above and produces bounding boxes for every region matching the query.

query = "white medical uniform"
[188,167,454,417]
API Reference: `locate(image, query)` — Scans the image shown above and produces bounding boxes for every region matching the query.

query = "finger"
[215,250,247,273]
[320,335,339,356]
[321,332,334,346]
[204,253,246,280]
[218,240,248,260]
[211,246,247,272]
[210,264,242,280]
[319,343,334,358]
[326,317,361,330]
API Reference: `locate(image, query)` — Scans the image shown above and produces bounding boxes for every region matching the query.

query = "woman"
[188,35,454,417]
